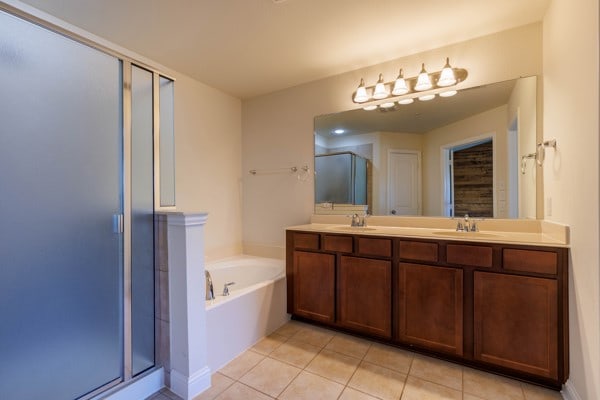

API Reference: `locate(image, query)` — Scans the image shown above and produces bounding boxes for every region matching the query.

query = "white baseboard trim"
[101,367,164,400]
[170,367,211,400]
[561,380,583,400]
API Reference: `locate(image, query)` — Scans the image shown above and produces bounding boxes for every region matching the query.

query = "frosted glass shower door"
[0,11,123,399]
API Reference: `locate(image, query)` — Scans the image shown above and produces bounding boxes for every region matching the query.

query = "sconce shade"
[353,78,369,103]
[438,57,457,87]
[414,63,432,91]
[392,69,409,96]
[372,74,389,99]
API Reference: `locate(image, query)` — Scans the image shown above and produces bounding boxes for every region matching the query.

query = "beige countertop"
[287,216,569,247]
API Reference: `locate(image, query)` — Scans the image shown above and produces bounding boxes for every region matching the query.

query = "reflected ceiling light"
[391,69,409,96]
[380,102,395,108]
[363,105,378,111]
[352,59,467,109]
[372,74,389,99]
[414,63,433,91]
[397,98,414,105]
[418,94,436,101]
[439,90,457,97]
[437,58,457,87]
[332,129,345,135]
[353,78,369,103]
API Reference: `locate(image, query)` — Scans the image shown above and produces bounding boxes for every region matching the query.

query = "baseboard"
[100,367,164,400]
[170,367,211,400]
[561,380,583,400]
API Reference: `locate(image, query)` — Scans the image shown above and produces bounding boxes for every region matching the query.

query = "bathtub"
[205,255,288,372]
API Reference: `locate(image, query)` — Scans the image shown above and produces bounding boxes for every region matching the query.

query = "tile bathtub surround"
[147,320,564,400]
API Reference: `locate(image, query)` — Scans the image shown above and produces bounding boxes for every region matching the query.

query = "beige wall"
[173,73,243,260]
[543,0,600,398]
[242,23,543,256]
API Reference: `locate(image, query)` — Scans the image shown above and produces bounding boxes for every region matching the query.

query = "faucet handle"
[456,221,464,231]
[223,281,235,296]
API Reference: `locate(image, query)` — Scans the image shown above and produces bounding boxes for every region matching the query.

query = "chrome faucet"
[205,270,215,300]
[222,282,235,296]
[350,213,368,227]
[456,213,478,232]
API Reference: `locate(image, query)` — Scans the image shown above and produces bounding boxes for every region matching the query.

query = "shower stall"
[0,6,174,399]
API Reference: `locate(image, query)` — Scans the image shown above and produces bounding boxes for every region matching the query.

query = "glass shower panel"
[0,10,123,399]
[131,65,156,376]
[159,76,176,207]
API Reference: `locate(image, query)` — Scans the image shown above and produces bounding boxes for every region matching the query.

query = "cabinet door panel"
[293,251,335,323]
[398,263,463,355]
[474,272,558,379]
[338,256,392,338]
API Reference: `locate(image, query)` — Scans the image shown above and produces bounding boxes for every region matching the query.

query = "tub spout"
[205,270,215,300]
[223,282,235,296]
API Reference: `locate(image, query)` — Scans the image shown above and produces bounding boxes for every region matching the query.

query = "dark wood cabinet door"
[397,263,463,355]
[474,272,558,379]
[293,251,335,323]
[338,256,392,338]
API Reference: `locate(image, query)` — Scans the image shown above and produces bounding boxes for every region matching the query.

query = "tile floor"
[147,320,563,400]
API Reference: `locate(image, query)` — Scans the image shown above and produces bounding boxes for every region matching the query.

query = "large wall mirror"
[314,76,539,219]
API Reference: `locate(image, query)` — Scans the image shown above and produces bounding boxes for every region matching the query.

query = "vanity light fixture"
[380,102,395,108]
[391,69,409,96]
[414,63,433,91]
[351,58,467,110]
[372,74,389,99]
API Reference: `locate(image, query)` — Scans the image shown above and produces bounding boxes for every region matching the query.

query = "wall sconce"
[352,58,468,110]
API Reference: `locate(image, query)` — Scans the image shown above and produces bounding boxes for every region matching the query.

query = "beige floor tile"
[408,354,463,391]
[325,333,371,359]
[363,342,414,374]
[192,373,234,400]
[219,350,265,380]
[239,357,301,398]
[463,368,525,400]
[401,376,462,400]
[279,371,344,400]
[338,387,381,400]
[251,333,288,355]
[291,325,335,348]
[269,339,321,368]
[463,394,486,400]
[521,383,563,400]
[306,349,361,384]
[274,321,304,337]
[214,382,273,400]
[348,361,407,400]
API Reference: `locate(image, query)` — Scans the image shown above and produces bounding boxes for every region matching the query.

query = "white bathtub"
[205,255,288,372]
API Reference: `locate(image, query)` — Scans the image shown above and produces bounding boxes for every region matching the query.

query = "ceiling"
[17,0,549,99]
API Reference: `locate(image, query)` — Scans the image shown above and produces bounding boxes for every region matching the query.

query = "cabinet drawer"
[503,249,557,275]
[293,233,320,250]
[399,241,438,262]
[447,244,492,268]
[358,237,392,258]
[323,235,353,253]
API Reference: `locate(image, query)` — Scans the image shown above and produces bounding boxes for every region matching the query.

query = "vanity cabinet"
[398,262,463,356]
[292,250,335,323]
[338,256,392,338]
[286,229,569,388]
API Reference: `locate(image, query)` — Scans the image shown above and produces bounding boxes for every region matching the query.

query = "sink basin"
[432,231,500,239]
[330,226,378,232]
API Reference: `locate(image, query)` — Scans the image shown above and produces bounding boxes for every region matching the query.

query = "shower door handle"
[113,214,124,234]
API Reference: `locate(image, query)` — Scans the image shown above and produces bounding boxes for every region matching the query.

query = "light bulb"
[414,63,432,91]
[397,98,414,105]
[380,102,395,108]
[418,94,435,101]
[438,58,457,87]
[363,105,378,111]
[439,90,457,97]
[392,69,409,96]
[372,74,389,99]
[353,78,369,103]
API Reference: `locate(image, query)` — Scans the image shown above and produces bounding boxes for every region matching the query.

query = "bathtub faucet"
[205,270,215,300]
[223,282,235,296]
